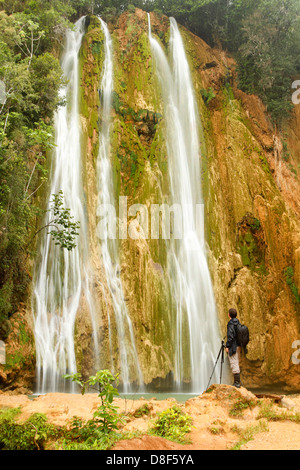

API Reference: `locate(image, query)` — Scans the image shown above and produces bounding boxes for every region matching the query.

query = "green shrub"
[61,415,120,450]
[0,408,58,450]
[150,405,192,444]
[200,87,216,105]
[133,403,151,418]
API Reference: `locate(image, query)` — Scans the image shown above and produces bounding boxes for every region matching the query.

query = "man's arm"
[226,322,235,350]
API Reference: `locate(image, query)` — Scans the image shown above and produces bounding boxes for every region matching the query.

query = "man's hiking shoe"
[233,374,241,388]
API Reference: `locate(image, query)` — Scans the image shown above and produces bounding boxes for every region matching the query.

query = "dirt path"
[0,385,299,450]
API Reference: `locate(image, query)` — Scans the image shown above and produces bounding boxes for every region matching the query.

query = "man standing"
[226,308,241,388]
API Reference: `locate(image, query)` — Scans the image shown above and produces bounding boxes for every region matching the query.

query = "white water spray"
[148,14,222,392]
[32,18,99,393]
[97,18,143,392]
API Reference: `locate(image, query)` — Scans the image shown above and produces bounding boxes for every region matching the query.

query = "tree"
[142,0,300,123]
[31,191,80,251]
[65,370,123,435]
[12,14,45,66]
[237,0,300,123]
[0,8,65,332]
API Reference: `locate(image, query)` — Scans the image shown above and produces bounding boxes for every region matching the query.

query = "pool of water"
[119,393,200,403]
[28,387,299,402]
[27,392,200,403]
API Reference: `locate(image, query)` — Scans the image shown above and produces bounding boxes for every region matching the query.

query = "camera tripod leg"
[219,343,225,385]
[206,341,225,391]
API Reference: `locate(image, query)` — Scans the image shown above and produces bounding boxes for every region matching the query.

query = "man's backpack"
[236,323,250,353]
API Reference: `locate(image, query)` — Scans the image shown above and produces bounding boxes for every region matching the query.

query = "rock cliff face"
[1,9,299,392]
[192,36,300,389]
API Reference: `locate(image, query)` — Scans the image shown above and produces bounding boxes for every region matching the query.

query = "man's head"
[228,308,237,319]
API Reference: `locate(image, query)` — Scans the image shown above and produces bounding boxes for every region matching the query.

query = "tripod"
[206,337,226,391]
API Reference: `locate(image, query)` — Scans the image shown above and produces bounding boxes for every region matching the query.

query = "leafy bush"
[47,191,80,251]
[200,87,216,105]
[61,415,120,450]
[150,405,192,444]
[0,408,58,450]
[133,403,151,418]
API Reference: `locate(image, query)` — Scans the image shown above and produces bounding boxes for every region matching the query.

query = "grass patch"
[230,420,269,450]
[257,401,300,423]
[229,398,257,418]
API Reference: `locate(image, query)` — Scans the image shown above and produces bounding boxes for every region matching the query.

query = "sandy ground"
[0,385,299,450]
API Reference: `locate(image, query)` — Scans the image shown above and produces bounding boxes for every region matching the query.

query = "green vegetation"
[149,405,193,444]
[143,0,300,124]
[200,87,216,106]
[0,368,192,450]
[230,420,269,450]
[284,266,300,304]
[237,213,266,275]
[44,191,80,251]
[0,407,58,450]
[19,0,297,127]
[0,3,86,339]
[133,403,151,418]
[0,6,61,338]
[85,0,300,125]
[257,400,300,423]
[62,370,125,449]
[0,370,142,450]
[229,398,257,418]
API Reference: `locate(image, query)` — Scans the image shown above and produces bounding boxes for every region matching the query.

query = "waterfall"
[31,13,223,395]
[96,18,143,392]
[148,14,222,392]
[32,17,99,393]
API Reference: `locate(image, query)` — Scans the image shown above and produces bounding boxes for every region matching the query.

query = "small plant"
[30,190,80,251]
[282,140,291,162]
[63,370,124,449]
[210,426,223,435]
[200,87,216,105]
[149,405,192,444]
[48,191,80,251]
[127,4,136,13]
[133,403,151,418]
[210,419,225,434]
[229,398,256,418]
[249,217,261,231]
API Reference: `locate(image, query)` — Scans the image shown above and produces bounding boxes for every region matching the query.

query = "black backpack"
[236,323,250,353]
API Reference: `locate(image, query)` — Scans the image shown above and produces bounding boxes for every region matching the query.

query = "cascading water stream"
[148,14,223,392]
[96,18,143,392]
[32,17,99,393]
